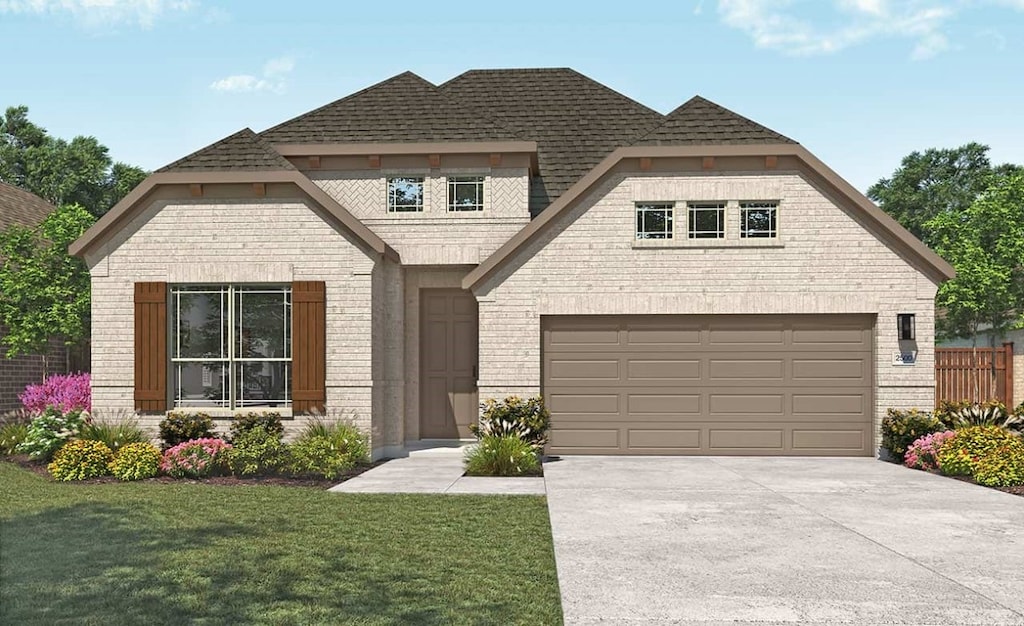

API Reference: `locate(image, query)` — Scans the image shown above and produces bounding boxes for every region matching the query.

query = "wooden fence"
[935,342,1014,406]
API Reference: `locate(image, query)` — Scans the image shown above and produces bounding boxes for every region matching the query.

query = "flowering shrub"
[936,426,1021,477]
[158,412,215,448]
[471,396,551,452]
[48,439,113,481]
[225,426,290,476]
[881,408,943,460]
[109,442,162,481]
[904,430,957,470]
[161,438,232,478]
[973,441,1024,487]
[16,407,91,461]
[20,372,91,413]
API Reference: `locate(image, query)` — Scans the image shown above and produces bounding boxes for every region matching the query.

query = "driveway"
[543,456,1024,625]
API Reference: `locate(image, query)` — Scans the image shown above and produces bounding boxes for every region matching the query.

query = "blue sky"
[2,0,1022,192]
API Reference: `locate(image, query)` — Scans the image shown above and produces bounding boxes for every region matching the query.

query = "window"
[448,176,485,211]
[171,285,291,409]
[387,177,424,212]
[740,201,778,238]
[636,203,674,239]
[687,202,725,239]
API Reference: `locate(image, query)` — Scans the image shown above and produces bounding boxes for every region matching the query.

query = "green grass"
[0,462,563,625]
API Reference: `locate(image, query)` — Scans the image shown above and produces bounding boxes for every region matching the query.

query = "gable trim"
[462,143,955,291]
[68,170,398,261]
[273,141,538,157]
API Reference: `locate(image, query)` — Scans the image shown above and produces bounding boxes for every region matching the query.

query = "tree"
[0,204,95,377]
[0,106,147,217]
[868,143,1021,247]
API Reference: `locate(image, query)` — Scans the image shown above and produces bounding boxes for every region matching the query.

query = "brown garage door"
[542,314,874,456]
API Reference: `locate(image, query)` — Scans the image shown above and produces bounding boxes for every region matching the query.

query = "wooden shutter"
[292,281,326,413]
[134,282,167,412]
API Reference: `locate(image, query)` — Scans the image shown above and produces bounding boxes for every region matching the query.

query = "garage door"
[542,314,874,456]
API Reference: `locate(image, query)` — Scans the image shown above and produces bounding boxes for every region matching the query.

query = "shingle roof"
[0,181,56,231]
[633,96,796,146]
[157,128,295,173]
[439,68,665,215]
[259,71,522,144]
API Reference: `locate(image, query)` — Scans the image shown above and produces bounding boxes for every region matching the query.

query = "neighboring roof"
[633,96,796,145]
[157,128,296,173]
[439,68,665,215]
[260,71,522,144]
[462,144,956,291]
[0,181,56,231]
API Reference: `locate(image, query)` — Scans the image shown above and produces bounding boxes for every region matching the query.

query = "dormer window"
[388,177,424,212]
[448,176,485,212]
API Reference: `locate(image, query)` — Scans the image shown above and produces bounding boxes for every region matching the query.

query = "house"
[69,69,954,458]
[0,181,68,412]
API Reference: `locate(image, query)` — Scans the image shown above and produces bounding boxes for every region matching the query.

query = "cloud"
[715,0,1021,60]
[210,56,295,94]
[0,0,196,28]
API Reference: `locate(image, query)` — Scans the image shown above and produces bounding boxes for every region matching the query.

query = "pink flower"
[20,372,91,413]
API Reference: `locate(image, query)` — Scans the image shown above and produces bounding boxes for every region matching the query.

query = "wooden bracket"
[368,155,381,168]
[428,154,441,168]
[189,184,203,198]
[765,155,778,169]
[308,155,321,169]
[489,153,502,167]
[253,182,266,197]
[702,156,715,170]
[639,157,652,171]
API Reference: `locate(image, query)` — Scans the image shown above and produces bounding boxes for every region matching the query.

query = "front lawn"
[0,462,563,625]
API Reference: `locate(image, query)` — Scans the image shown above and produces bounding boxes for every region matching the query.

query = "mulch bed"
[948,474,1024,497]
[5,454,384,489]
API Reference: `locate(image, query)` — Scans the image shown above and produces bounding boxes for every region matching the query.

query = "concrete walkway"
[329,444,545,494]
[544,456,1024,626]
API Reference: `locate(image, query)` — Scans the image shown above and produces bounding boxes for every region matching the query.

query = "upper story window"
[740,201,778,238]
[448,176,485,212]
[687,202,725,239]
[170,285,291,409]
[636,203,674,239]
[388,177,424,212]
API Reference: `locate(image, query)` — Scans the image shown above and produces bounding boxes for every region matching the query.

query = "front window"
[387,177,424,212]
[687,202,725,239]
[171,285,291,409]
[740,201,778,238]
[636,203,674,239]
[448,176,485,211]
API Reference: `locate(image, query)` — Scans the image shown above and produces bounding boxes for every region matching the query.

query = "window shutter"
[134,282,167,412]
[292,281,326,413]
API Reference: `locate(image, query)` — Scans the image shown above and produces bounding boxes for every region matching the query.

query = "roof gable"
[0,181,56,230]
[157,128,295,173]
[259,71,521,144]
[633,96,795,146]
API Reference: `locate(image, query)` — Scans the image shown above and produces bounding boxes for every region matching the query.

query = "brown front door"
[420,289,479,439]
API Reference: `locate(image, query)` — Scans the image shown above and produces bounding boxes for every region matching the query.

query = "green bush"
[881,408,943,460]
[464,435,541,477]
[79,419,148,453]
[288,419,369,480]
[228,412,284,443]
[0,422,29,455]
[225,425,290,476]
[934,399,1022,432]
[973,440,1024,487]
[16,407,90,461]
[158,412,215,448]
[471,396,551,452]
[937,426,1022,477]
[109,442,162,481]
[48,439,113,481]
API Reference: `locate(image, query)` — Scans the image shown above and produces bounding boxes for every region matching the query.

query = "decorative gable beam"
[252,183,266,197]
[639,157,652,171]
[189,184,203,198]
[428,154,441,168]
[765,156,778,169]
[308,156,321,169]
[702,156,715,170]
[368,155,381,169]
[489,153,502,167]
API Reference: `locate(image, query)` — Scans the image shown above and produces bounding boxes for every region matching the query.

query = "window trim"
[447,175,486,212]
[635,202,675,239]
[387,176,425,213]
[687,201,726,239]
[739,201,778,239]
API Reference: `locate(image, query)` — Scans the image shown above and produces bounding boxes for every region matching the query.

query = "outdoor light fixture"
[897,313,916,341]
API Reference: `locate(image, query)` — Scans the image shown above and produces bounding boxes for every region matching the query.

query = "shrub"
[936,426,1022,477]
[881,408,943,460]
[79,419,148,453]
[228,411,284,443]
[48,439,113,481]
[472,396,551,452]
[159,412,215,448]
[161,438,231,478]
[464,435,541,477]
[225,426,290,476]
[289,419,369,480]
[973,441,1024,487]
[0,422,29,455]
[20,372,91,413]
[935,399,1022,432]
[109,442,162,481]
[904,430,956,471]
[16,407,90,461]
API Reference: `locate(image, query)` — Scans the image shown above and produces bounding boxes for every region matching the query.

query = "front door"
[420,289,479,439]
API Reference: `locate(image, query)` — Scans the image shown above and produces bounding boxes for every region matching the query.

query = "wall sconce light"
[897,313,916,341]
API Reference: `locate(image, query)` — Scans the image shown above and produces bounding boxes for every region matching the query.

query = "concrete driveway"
[543,456,1024,625]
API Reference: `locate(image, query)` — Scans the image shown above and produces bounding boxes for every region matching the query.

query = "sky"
[1,0,1022,193]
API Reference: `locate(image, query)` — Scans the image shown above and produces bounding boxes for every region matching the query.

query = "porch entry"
[419,289,479,439]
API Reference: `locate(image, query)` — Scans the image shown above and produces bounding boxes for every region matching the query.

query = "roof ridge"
[630,94,796,146]
[156,127,295,173]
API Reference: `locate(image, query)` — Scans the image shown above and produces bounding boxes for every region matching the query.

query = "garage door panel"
[627,429,701,450]
[709,394,784,415]
[792,393,866,415]
[548,358,621,382]
[792,429,866,451]
[547,393,619,414]
[708,359,784,380]
[549,428,620,450]
[709,429,785,450]
[708,327,785,345]
[627,393,701,415]
[792,359,866,380]
[626,327,701,346]
[627,359,701,381]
